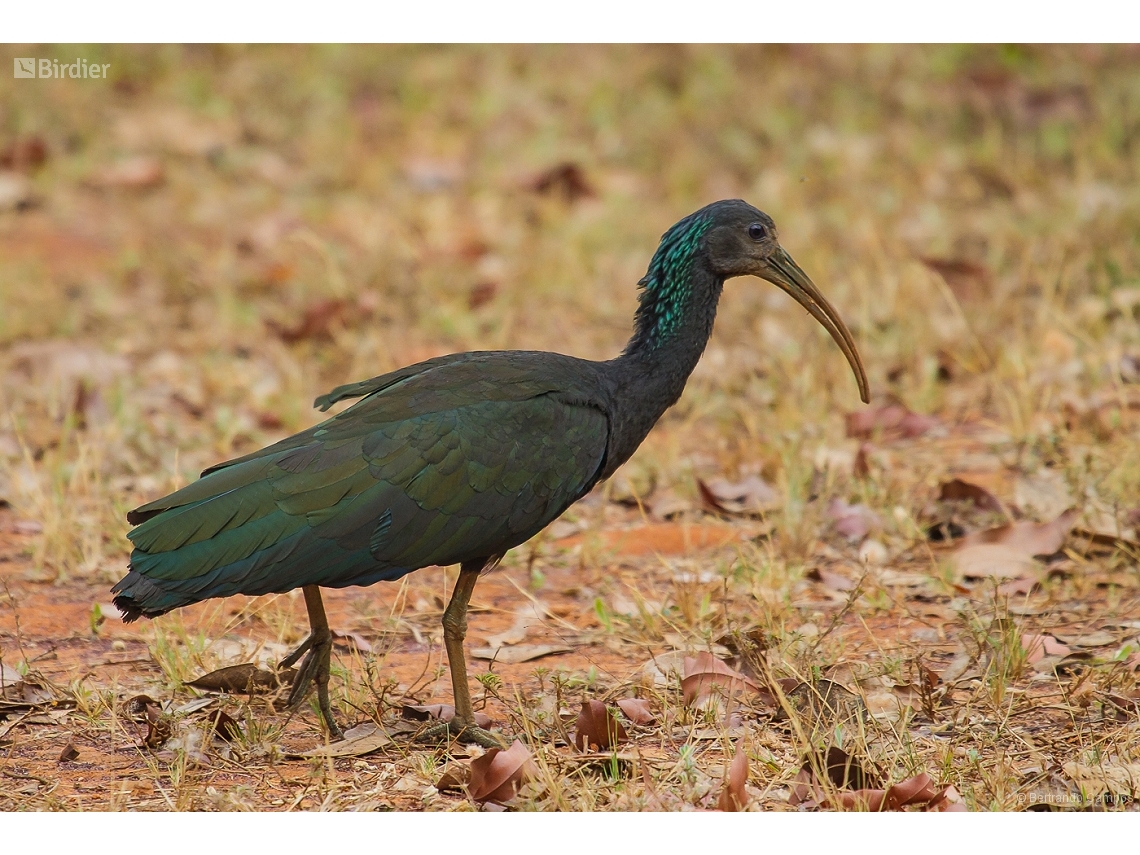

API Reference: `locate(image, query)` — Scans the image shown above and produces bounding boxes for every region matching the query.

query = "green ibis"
[113,199,869,744]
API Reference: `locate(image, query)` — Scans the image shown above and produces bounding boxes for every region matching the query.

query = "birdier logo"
[13,57,111,79]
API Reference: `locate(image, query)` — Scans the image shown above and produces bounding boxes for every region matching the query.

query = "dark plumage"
[113,199,868,743]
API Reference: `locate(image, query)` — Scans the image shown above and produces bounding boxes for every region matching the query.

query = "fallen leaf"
[1063,762,1140,799]
[997,576,1039,596]
[288,723,393,758]
[698,475,778,515]
[951,509,1078,581]
[267,298,349,343]
[920,256,992,301]
[1054,630,1117,648]
[926,785,968,812]
[123,695,172,749]
[791,747,879,803]
[92,156,165,190]
[401,704,492,729]
[961,508,1078,554]
[681,652,759,707]
[791,748,959,811]
[807,566,857,592]
[1021,633,1070,664]
[436,762,471,791]
[470,644,571,664]
[826,499,882,542]
[717,744,750,811]
[952,543,1039,580]
[530,162,594,202]
[468,739,533,803]
[574,700,627,751]
[331,629,373,653]
[0,136,48,172]
[938,478,1006,515]
[467,282,498,309]
[186,663,289,694]
[845,397,938,441]
[616,698,656,725]
[205,709,243,742]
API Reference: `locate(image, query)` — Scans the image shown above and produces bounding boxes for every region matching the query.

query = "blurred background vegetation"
[1,45,1138,580]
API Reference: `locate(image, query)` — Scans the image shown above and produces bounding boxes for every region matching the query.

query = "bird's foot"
[414,718,506,749]
[281,632,343,740]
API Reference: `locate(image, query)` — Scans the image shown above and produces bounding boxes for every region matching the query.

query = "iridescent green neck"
[625,211,715,353]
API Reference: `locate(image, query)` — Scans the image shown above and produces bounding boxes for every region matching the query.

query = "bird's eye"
[748,222,767,241]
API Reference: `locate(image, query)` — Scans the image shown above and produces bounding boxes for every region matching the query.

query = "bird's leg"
[281,585,343,740]
[416,562,504,748]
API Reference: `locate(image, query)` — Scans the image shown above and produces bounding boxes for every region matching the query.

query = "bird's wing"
[312,352,481,412]
[115,361,608,617]
[157,352,479,485]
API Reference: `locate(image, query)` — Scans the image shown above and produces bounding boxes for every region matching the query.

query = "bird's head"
[700,199,869,404]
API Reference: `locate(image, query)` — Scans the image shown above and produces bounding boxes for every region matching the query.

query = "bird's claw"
[280,632,343,740]
[414,719,506,749]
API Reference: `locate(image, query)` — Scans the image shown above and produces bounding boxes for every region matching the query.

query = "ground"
[1,45,1139,811]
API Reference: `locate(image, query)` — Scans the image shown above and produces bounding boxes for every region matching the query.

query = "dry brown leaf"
[1063,762,1140,799]
[0,135,49,172]
[681,652,759,707]
[92,156,165,190]
[470,644,571,664]
[186,663,288,694]
[288,723,393,758]
[938,477,1006,515]
[716,744,750,811]
[468,739,533,803]
[997,576,1039,596]
[401,703,491,729]
[330,629,373,653]
[961,508,1078,554]
[920,256,992,301]
[122,694,172,748]
[952,509,1078,580]
[791,748,961,811]
[467,282,498,309]
[845,397,938,441]
[205,709,243,742]
[436,762,471,791]
[825,499,882,542]
[530,162,594,201]
[852,442,873,478]
[574,700,628,751]
[616,698,656,725]
[927,784,968,812]
[267,298,349,343]
[647,488,692,519]
[698,475,778,515]
[807,566,857,592]
[1022,633,1070,664]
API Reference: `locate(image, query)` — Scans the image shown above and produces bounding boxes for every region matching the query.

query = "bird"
[112,199,869,745]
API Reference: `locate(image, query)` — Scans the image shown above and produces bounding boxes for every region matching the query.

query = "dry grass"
[1,44,1139,811]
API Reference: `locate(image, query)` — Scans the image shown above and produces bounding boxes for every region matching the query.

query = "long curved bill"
[762,247,870,404]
